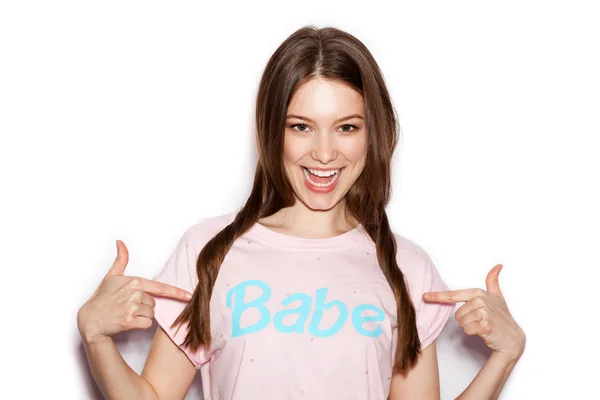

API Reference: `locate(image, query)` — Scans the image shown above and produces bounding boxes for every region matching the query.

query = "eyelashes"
[289,123,359,133]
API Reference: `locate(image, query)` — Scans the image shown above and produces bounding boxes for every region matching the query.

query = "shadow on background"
[446,316,492,363]
[438,315,494,399]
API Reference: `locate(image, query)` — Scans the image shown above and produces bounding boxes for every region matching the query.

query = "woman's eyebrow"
[286,114,364,123]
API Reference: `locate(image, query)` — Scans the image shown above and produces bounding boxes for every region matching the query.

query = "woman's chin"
[297,192,343,211]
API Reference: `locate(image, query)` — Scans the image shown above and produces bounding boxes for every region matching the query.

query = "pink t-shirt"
[152,211,454,399]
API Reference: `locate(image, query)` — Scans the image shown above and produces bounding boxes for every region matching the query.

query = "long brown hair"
[171,25,422,374]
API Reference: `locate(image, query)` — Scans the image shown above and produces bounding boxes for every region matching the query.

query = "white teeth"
[307,168,340,177]
[302,167,341,187]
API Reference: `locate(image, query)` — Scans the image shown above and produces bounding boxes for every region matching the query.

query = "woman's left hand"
[423,264,526,362]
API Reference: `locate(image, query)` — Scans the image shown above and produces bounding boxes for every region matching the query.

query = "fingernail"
[423,293,431,300]
[185,292,192,299]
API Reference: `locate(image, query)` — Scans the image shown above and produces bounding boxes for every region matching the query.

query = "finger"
[486,264,504,297]
[454,296,486,320]
[132,316,154,330]
[106,240,129,277]
[134,304,155,319]
[457,308,486,329]
[463,320,485,336]
[135,277,193,301]
[140,291,156,308]
[423,288,487,303]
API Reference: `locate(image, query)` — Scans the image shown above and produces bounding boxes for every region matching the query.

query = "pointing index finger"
[139,277,193,301]
[423,288,481,303]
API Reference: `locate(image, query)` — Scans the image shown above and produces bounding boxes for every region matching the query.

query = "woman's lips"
[301,166,343,193]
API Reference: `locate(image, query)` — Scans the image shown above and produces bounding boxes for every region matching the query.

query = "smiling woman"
[77,23,525,400]
[284,79,368,199]
[143,24,454,398]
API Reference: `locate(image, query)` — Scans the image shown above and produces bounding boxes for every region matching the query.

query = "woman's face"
[283,77,368,212]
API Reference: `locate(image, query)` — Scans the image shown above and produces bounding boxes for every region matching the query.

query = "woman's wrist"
[78,320,111,346]
[491,349,523,365]
[82,332,112,346]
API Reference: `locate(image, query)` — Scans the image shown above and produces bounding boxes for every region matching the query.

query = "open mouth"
[301,166,343,188]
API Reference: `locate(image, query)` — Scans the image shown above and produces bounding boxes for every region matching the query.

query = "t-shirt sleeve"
[415,254,455,351]
[151,228,206,369]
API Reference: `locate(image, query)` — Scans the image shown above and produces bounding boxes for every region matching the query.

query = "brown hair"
[171,25,422,374]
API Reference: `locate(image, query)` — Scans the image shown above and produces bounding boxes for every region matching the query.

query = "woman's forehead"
[287,78,364,121]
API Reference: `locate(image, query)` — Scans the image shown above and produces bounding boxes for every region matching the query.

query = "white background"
[1,1,598,399]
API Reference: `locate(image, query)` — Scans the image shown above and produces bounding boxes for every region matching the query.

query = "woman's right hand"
[77,240,193,345]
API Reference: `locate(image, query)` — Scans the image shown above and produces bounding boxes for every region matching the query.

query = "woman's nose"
[311,132,338,163]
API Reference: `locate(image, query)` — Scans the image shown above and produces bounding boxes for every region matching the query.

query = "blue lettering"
[225,280,271,337]
[225,280,385,338]
[352,304,385,337]
[273,293,312,333]
[308,288,348,337]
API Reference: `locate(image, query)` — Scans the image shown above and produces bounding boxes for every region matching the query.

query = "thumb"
[485,263,504,297]
[106,239,129,277]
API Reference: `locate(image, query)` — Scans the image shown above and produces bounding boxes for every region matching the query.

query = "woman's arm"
[80,332,159,400]
[388,341,442,400]
[455,352,521,400]
[491,355,519,399]
[456,353,519,400]
[388,342,521,400]
[142,325,198,398]
[80,323,197,399]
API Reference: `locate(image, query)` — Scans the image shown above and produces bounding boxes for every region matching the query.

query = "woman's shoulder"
[180,210,238,249]
[391,231,436,279]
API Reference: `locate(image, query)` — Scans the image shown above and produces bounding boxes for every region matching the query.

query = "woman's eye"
[291,124,309,132]
[290,123,358,133]
[340,124,358,132]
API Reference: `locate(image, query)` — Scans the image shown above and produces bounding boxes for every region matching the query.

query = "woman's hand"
[77,240,193,345]
[422,264,526,362]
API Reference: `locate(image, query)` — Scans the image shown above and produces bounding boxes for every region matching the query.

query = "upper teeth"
[306,168,340,177]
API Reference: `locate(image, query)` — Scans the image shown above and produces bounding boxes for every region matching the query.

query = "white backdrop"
[1,1,598,399]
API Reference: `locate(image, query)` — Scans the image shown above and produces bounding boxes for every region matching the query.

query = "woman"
[77,25,526,399]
